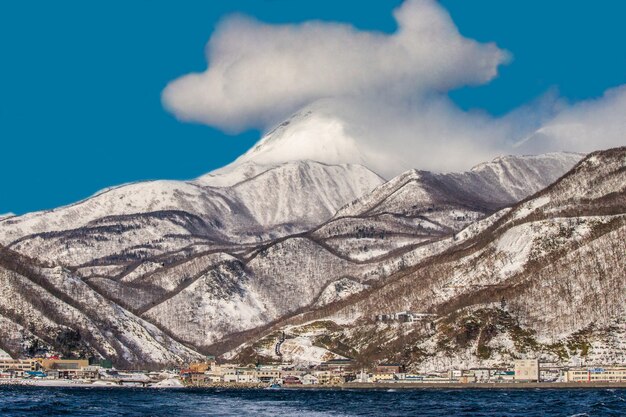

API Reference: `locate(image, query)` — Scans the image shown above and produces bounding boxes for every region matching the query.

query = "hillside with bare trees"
[0,150,599,366]
[226,147,626,371]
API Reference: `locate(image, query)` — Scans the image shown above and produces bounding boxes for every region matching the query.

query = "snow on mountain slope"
[353,148,626,328]
[228,147,625,371]
[142,259,271,348]
[195,161,274,187]
[275,336,344,366]
[336,152,582,219]
[314,278,368,307]
[135,230,452,349]
[0,347,10,359]
[512,147,626,219]
[0,161,384,265]
[0,248,203,365]
[194,104,388,186]
[481,147,626,231]
[467,152,582,201]
[157,168,581,350]
[307,153,580,263]
[8,211,231,266]
[231,161,384,228]
[0,119,598,367]
[226,101,587,182]
[0,180,247,246]
[230,108,373,170]
[87,223,462,350]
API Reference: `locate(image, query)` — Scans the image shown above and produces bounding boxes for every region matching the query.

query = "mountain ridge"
[0,139,603,367]
[224,147,625,370]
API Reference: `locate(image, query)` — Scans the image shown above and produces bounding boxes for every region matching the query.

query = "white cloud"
[516,85,626,154]
[162,0,508,132]
[163,0,626,175]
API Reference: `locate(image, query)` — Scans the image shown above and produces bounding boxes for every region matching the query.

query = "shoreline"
[3,379,626,390]
[287,381,626,390]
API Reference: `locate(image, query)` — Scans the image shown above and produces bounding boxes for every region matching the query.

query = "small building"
[458,374,477,384]
[397,373,423,383]
[313,370,332,385]
[210,364,236,376]
[223,373,238,383]
[446,369,476,383]
[257,366,281,383]
[470,368,492,382]
[187,356,217,374]
[565,367,626,383]
[566,368,590,383]
[282,375,302,385]
[38,358,89,371]
[396,312,414,322]
[371,373,396,382]
[376,314,394,322]
[302,374,319,385]
[222,367,258,383]
[514,359,539,382]
[235,367,258,383]
[421,374,452,383]
[320,359,355,373]
[375,363,405,374]
[539,364,564,382]
[180,371,207,385]
[280,369,306,378]
[375,312,437,323]
[448,369,463,379]
[492,370,516,382]
[0,359,41,373]
[2,368,27,378]
[189,362,210,373]
[90,358,113,369]
[236,373,258,383]
[329,375,346,385]
[204,373,222,383]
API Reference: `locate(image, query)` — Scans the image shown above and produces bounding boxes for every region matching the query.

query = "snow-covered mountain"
[315,152,582,263]
[229,147,626,370]
[221,103,422,179]
[0,161,384,265]
[0,246,204,366]
[228,108,371,171]
[0,106,598,367]
[336,152,582,218]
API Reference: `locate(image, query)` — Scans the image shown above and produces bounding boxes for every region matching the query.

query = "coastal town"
[1,354,626,388]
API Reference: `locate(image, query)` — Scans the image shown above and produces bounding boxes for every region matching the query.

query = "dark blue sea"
[1,386,625,416]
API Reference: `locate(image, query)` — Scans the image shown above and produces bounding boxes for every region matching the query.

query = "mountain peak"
[335,152,582,219]
[235,107,368,167]
[216,103,416,179]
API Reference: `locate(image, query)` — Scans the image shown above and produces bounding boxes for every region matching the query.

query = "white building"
[301,374,319,385]
[204,373,223,383]
[565,367,626,383]
[470,368,491,382]
[514,359,539,382]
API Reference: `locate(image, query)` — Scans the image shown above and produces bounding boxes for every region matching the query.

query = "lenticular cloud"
[163,0,626,174]
[162,0,508,132]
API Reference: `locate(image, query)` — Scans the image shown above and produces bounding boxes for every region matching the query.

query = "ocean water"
[0,386,625,416]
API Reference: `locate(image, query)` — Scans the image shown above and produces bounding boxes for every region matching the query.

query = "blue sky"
[1,0,625,215]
